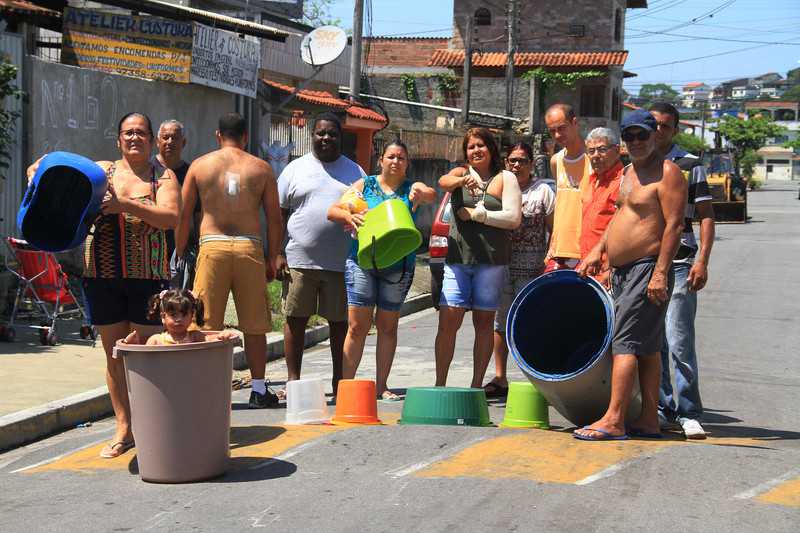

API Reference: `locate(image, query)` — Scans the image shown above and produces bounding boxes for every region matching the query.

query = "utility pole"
[461,15,473,125]
[349,0,364,104]
[505,0,517,118]
[700,99,708,155]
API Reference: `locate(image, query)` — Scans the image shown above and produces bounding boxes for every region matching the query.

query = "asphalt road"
[1,184,798,532]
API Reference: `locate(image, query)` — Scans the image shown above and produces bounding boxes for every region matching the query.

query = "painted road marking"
[22,412,402,474]
[415,430,773,485]
[416,430,676,484]
[10,436,111,474]
[757,477,800,508]
[734,468,800,509]
[25,423,348,474]
[385,435,488,478]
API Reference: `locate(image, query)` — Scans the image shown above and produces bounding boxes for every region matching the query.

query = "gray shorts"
[611,256,674,356]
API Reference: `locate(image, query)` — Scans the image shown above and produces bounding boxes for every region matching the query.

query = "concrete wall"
[451,0,625,52]
[28,57,236,162]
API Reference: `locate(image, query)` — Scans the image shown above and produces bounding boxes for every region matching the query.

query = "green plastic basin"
[500,381,550,429]
[357,198,421,270]
[399,387,492,427]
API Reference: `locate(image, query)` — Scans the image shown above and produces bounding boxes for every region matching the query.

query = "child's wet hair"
[146,289,205,327]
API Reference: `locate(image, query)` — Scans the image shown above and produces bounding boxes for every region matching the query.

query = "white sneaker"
[679,417,707,440]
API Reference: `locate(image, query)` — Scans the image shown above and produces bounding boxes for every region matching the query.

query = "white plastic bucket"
[285,378,330,425]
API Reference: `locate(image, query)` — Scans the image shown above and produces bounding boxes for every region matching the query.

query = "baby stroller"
[2,237,95,345]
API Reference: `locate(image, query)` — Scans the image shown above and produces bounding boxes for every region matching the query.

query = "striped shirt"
[665,145,713,263]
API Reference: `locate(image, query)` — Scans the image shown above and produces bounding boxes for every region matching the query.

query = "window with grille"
[581,85,606,118]
[474,8,492,26]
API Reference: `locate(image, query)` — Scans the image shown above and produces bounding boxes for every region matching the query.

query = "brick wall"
[451,0,626,52]
[365,38,450,68]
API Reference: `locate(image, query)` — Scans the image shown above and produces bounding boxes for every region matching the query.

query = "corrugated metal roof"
[428,50,629,68]
[0,0,58,17]
[262,79,387,124]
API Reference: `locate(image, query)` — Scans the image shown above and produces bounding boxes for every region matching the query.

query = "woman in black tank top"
[433,128,522,388]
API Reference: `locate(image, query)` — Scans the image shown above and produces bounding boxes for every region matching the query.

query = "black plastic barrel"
[507,270,640,426]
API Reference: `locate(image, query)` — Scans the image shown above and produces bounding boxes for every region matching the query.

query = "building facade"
[364,0,646,139]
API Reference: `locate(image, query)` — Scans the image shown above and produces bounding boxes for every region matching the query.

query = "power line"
[626,29,800,45]
[627,0,737,36]
[628,38,800,70]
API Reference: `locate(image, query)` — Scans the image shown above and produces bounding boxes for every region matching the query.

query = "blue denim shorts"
[344,258,414,312]
[439,263,505,311]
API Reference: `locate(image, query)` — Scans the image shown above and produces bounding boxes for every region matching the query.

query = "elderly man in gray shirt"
[276,113,365,398]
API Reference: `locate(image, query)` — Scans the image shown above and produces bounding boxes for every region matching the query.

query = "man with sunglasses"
[575,109,687,441]
[649,102,715,439]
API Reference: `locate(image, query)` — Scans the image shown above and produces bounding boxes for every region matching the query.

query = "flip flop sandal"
[483,381,509,398]
[573,427,629,441]
[100,440,135,459]
[379,391,402,402]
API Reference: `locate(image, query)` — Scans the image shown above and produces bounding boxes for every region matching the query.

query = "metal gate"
[0,32,23,239]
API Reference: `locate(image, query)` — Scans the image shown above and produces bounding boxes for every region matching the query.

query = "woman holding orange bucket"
[434,128,522,389]
[328,140,435,401]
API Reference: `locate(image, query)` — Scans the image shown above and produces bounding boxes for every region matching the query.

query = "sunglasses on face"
[507,157,530,165]
[621,129,651,143]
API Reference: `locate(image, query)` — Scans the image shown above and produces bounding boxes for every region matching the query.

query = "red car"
[429,192,452,309]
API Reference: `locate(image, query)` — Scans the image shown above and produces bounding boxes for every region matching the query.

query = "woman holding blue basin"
[27,112,181,458]
[328,140,435,401]
[434,128,522,389]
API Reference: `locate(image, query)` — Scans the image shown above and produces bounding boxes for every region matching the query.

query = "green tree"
[673,132,708,155]
[0,60,24,182]
[302,0,341,27]
[787,67,800,84]
[716,115,786,175]
[782,84,800,101]
[638,83,679,105]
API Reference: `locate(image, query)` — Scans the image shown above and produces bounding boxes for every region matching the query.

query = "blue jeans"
[659,262,703,420]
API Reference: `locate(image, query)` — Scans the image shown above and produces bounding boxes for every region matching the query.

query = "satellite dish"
[301,25,348,67]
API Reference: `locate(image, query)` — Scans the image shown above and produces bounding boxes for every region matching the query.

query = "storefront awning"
[89,0,291,42]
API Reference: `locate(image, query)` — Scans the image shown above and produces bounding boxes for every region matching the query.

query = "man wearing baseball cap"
[575,109,687,441]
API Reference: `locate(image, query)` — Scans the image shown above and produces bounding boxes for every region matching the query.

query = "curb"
[0,387,111,452]
[232,292,434,370]
[0,293,434,452]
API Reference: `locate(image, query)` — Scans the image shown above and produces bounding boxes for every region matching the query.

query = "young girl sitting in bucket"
[124,289,236,345]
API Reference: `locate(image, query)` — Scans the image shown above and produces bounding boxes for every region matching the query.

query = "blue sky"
[326,0,800,94]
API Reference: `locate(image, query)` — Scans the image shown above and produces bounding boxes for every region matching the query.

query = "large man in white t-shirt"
[276,113,365,397]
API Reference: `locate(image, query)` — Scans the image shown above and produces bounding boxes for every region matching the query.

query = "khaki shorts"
[193,237,270,335]
[282,268,347,322]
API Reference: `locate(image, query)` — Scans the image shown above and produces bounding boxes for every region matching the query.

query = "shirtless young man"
[176,112,282,408]
[575,109,687,440]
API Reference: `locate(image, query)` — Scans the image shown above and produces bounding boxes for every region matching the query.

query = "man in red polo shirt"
[579,127,623,288]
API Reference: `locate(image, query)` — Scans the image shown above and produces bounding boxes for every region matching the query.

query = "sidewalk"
[0,261,433,450]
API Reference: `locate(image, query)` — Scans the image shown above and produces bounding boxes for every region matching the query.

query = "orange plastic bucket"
[331,379,381,425]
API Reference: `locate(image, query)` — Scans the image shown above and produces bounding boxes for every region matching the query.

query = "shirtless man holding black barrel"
[575,109,687,441]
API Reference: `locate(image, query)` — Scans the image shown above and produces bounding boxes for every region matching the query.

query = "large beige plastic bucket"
[114,333,239,483]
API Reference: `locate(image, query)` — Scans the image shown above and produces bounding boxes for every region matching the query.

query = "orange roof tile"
[428,50,628,68]
[262,79,387,124]
[683,82,706,88]
[0,0,58,16]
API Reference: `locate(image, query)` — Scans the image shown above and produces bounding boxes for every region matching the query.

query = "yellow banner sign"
[62,8,192,83]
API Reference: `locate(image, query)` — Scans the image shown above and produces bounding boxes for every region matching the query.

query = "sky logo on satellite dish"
[301,25,348,67]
